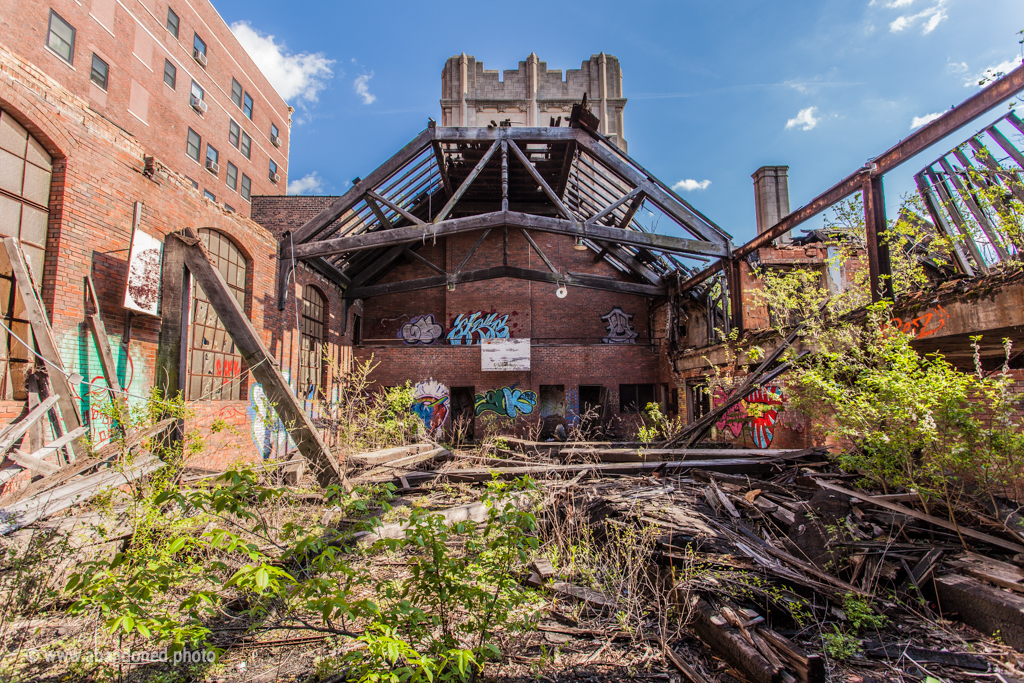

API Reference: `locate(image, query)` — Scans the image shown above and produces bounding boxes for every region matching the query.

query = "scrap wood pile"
[346,436,1024,682]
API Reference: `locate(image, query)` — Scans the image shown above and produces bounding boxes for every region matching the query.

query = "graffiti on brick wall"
[712,387,746,437]
[86,353,135,445]
[712,385,785,447]
[889,305,950,340]
[61,331,149,448]
[447,312,511,345]
[745,387,784,448]
[248,369,298,459]
[411,379,450,434]
[400,315,444,345]
[565,387,580,425]
[601,307,638,344]
[475,386,537,418]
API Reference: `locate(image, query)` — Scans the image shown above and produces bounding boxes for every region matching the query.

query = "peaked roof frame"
[277,121,732,309]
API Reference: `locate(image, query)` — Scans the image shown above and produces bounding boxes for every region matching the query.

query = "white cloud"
[354,73,376,105]
[287,172,325,195]
[910,111,942,129]
[672,179,712,192]
[969,58,1023,87]
[888,0,947,34]
[947,61,968,74]
[785,106,820,131]
[230,21,334,104]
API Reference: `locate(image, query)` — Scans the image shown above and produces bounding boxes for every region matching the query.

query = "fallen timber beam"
[935,573,1024,650]
[2,238,87,459]
[345,264,665,299]
[172,231,347,490]
[680,62,1024,292]
[291,211,728,260]
[396,457,780,486]
[557,447,814,463]
[815,480,1024,554]
[686,597,781,683]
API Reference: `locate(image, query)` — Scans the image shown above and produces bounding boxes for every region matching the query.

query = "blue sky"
[217,0,1024,245]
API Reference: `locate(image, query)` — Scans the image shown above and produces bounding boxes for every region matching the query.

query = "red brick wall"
[353,229,666,438]
[0,0,290,217]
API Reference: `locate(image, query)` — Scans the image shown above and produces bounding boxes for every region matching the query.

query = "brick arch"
[0,80,79,160]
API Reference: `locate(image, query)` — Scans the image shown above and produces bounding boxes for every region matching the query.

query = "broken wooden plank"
[174,230,346,490]
[557,447,805,463]
[758,627,825,683]
[400,457,780,485]
[0,453,163,535]
[0,395,59,455]
[861,641,989,670]
[2,238,86,459]
[348,443,437,466]
[936,572,1024,650]
[688,597,781,683]
[84,275,130,428]
[549,581,616,610]
[947,552,1024,594]
[0,418,176,506]
[8,450,59,476]
[816,480,1024,554]
[898,548,943,599]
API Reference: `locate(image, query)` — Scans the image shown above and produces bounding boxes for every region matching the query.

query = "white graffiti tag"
[446,312,510,346]
[400,314,444,344]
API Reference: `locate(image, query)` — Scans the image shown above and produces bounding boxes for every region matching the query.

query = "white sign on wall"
[123,228,163,316]
[481,338,530,371]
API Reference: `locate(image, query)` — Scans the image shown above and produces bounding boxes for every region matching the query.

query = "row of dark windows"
[186,128,252,201]
[45,8,282,145]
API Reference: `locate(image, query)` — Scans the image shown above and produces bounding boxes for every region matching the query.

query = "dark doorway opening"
[449,386,475,441]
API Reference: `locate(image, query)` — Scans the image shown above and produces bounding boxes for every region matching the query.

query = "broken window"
[299,284,325,400]
[619,383,655,414]
[186,229,248,401]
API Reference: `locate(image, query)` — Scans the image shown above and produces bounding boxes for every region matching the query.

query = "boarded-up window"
[186,229,248,400]
[299,285,325,399]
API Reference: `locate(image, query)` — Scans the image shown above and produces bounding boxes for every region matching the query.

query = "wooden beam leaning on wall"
[165,230,348,490]
[1,238,87,460]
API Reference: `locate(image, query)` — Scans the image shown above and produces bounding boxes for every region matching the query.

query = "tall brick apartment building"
[0,0,290,217]
[0,0,347,488]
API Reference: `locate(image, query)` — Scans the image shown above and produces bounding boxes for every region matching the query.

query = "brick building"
[0,0,332,491]
[0,0,291,217]
[257,55,731,441]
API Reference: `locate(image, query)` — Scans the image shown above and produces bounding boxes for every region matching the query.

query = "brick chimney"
[752,166,791,244]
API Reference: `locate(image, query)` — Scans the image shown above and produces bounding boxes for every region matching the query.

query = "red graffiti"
[215,358,241,378]
[889,305,950,340]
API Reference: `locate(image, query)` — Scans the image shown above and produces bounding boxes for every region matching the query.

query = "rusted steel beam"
[681,62,1024,292]
[863,175,894,302]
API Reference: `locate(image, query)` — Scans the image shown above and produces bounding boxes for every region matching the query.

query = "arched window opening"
[187,229,248,400]
[0,108,52,400]
[299,285,326,400]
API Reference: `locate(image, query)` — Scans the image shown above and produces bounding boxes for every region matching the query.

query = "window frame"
[271,123,279,139]
[163,59,177,89]
[231,78,243,108]
[46,10,75,64]
[242,93,253,120]
[89,53,109,91]
[190,80,204,102]
[618,383,656,414]
[226,161,238,191]
[299,285,327,399]
[203,189,215,201]
[239,130,251,159]
[269,159,277,175]
[193,33,206,56]
[185,128,202,162]
[205,143,218,166]
[166,7,179,37]
[240,173,251,202]
[228,120,240,148]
